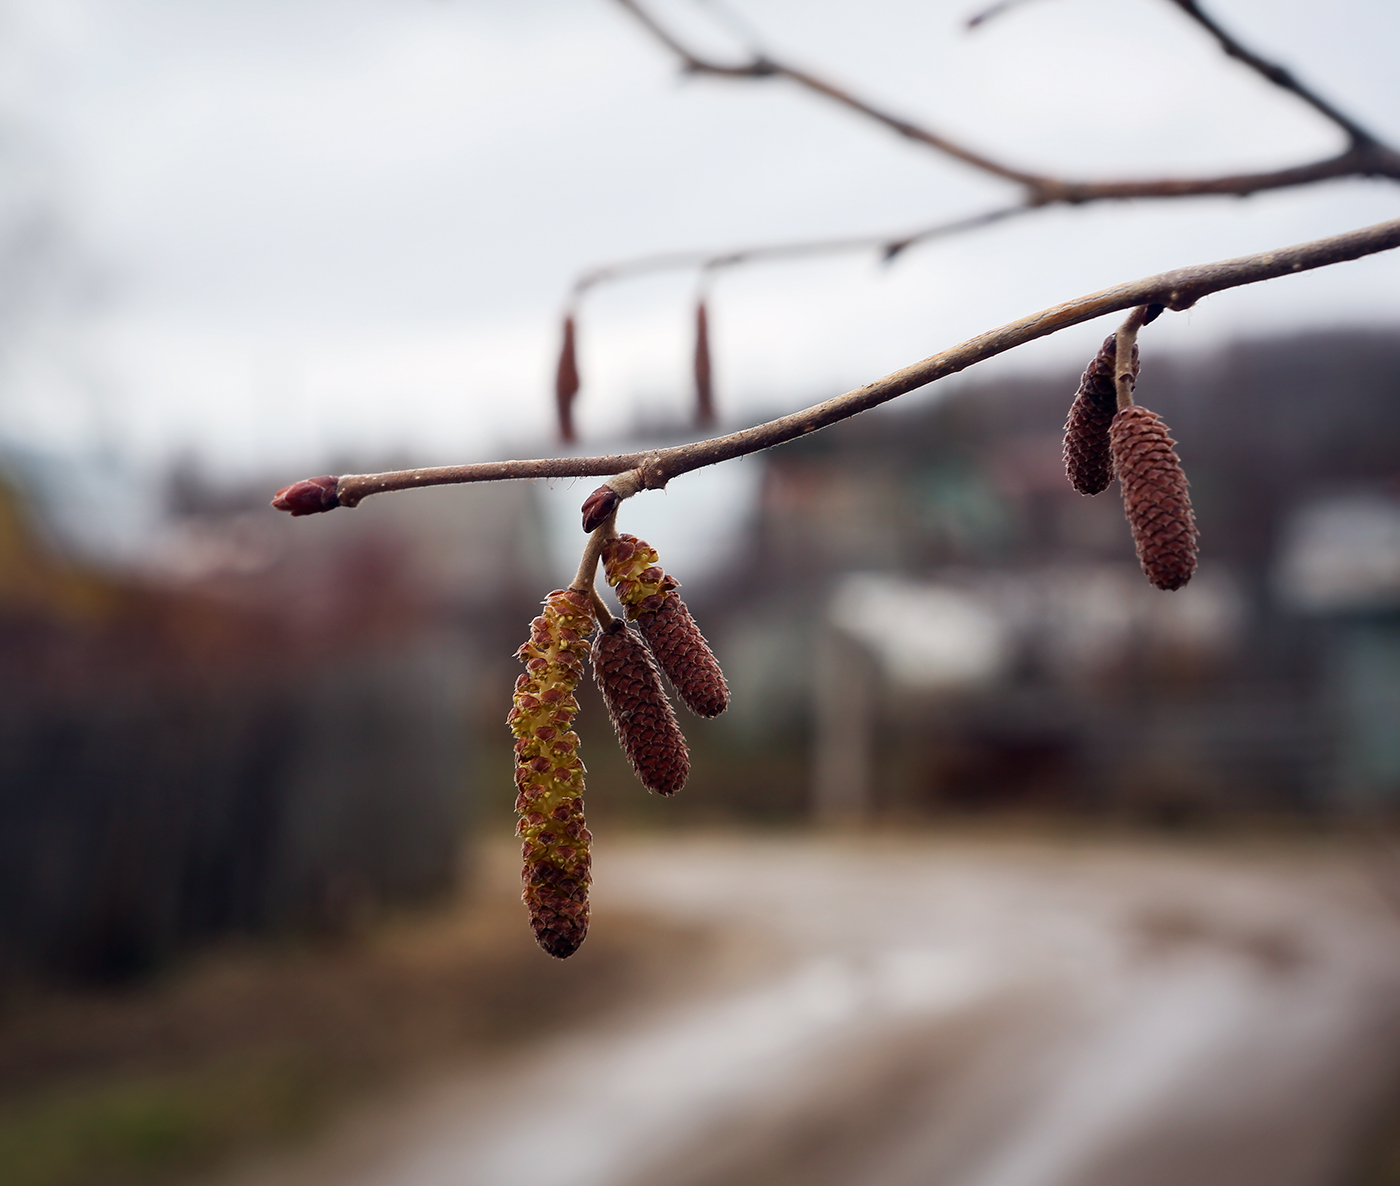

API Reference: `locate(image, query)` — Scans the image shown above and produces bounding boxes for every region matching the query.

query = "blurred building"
[705,329,1400,821]
[1276,494,1400,811]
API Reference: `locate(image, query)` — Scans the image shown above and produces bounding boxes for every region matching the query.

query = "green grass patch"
[0,1058,328,1186]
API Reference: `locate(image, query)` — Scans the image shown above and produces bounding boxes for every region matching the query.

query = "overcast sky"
[2,0,1398,499]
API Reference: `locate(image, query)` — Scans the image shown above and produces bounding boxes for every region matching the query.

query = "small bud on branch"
[581,484,622,533]
[270,475,340,516]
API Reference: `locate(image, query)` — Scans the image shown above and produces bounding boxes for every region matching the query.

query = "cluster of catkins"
[1063,326,1198,591]
[508,516,729,958]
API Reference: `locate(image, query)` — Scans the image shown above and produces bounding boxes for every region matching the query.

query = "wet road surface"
[217,835,1400,1186]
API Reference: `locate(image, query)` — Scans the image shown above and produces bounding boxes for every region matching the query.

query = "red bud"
[581,483,621,532]
[271,475,339,516]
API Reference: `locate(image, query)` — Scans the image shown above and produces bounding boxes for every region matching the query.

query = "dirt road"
[219,834,1400,1186]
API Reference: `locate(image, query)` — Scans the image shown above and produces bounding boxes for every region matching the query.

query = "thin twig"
[572,205,1027,296]
[881,205,1028,260]
[611,0,1400,204]
[1168,0,1378,149]
[284,217,1400,512]
[586,587,616,626]
[570,520,619,627]
[571,470,643,618]
[1038,145,1400,203]
[969,0,1389,159]
[965,0,1048,30]
[612,0,1041,187]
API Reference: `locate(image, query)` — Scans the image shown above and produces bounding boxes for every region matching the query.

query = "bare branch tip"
[271,475,340,516]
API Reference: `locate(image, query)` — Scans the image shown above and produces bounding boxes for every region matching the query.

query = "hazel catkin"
[694,299,715,429]
[600,534,730,718]
[508,588,595,958]
[591,621,690,795]
[1110,405,1198,591]
[1063,333,1139,496]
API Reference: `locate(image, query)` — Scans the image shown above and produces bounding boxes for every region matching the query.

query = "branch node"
[636,454,669,491]
[1164,287,1201,312]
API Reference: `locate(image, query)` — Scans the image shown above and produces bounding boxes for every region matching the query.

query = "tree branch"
[611,0,1400,205]
[965,0,1048,30]
[612,0,1043,188]
[1168,0,1381,149]
[571,204,1028,297]
[270,217,1400,515]
[1039,144,1400,203]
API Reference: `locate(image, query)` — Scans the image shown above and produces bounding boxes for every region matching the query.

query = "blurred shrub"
[0,484,469,984]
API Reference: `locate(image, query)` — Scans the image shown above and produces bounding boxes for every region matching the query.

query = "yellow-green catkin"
[508,588,595,958]
[600,534,669,616]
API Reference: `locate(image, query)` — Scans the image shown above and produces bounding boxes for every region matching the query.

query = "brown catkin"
[508,588,595,958]
[591,621,690,795]
[1110,405,1198,591]
[694,300,715,429]
[601,534,730,718]
[1063,334,1139,495]
[555,315,580,444]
